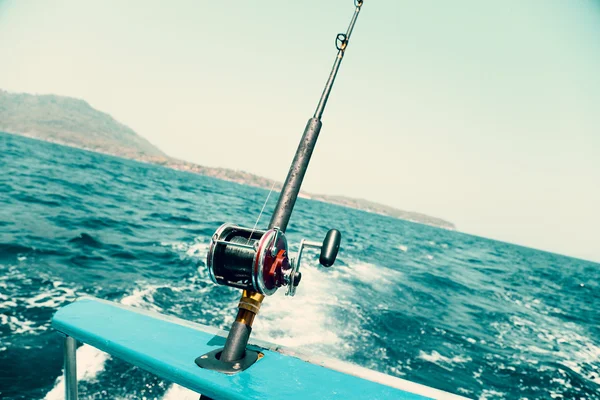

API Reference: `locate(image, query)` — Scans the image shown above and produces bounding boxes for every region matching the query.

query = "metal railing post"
[64,336,78,400]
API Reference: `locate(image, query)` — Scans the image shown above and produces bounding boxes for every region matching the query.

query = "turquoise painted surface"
[52,298,428,400]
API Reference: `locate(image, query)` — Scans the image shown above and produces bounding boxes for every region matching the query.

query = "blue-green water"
[1,131,599,399]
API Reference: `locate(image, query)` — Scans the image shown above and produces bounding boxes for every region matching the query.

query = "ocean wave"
[43,345,110,400]
[80,216,125,229]
[0,242,34,256]
[0,266,77,337]
[489,293,600,393]
[162,384,199,400]
[418,350,472,368]
[149,212,197,224]
[68,232,104,248]
[0,242,67,260]
[256,262,344,350]
[160,239,210,260]
[42,282,183,399]
[335,260,404,293]
[68,254,107,268]
[12,192,62,207]
[25,282,77,309]
[3,133,600,399]
[478,389,505,400]
[0,313,38,335]
[120,285,165,312]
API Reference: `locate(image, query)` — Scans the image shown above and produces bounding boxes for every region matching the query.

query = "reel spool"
[207,223,341,296]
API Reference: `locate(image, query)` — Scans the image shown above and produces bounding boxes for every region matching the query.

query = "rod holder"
[208,0,364,370]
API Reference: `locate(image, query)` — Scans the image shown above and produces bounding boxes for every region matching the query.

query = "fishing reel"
[207,223,341,296]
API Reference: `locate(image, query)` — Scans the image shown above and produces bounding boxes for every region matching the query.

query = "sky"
[1,0,599,262]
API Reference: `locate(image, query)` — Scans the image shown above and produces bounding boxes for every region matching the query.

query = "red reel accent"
[253,229,291,294]
[265,249,290,289]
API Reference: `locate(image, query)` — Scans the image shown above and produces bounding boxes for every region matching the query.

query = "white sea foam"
[44,278,199,400]
[255,257,405,359]
[492,294,600,387]
[472,367,484,385]
[161,241,189,253]
[418,350,471,366]
[41,235,423,399]
[254,262,343,349]
[119,238,213,313]
[338,261,403,293]
[25,284,76,309]
[120,285,164,312]
[185,241,210,258]
[550,376,573,389]
[0,274,77,335]
[41,247,208,400]
[42,283,166,399]
[2,267,77,400]
[0,314,38,335]
[162,384,199,400]
[0,296,17,308]
[44,344,110,400]
[478,389,505,400]
[160,239,209,260]
[558,340,600,386]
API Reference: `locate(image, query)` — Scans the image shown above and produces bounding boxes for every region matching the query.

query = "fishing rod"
[196,0,365,374]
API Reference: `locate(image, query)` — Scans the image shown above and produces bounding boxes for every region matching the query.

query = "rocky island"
[0,89,455,230]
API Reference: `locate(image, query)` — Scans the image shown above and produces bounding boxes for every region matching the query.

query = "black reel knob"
[319,229,341,267]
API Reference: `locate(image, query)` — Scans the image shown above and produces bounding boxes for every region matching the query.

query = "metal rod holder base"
[195,347,261,375]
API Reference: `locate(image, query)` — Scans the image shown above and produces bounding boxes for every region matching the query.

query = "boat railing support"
[64,335,78,400]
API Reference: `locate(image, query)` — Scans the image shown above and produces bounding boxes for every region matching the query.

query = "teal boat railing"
[53,297,468,400]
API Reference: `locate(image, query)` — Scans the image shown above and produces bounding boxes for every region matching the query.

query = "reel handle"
[320,229,341,267]
[286,229,342,296]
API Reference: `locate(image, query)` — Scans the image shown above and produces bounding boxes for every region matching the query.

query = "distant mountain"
[0,89,166,159]
[309,195,455,229]
[0,89,455,230]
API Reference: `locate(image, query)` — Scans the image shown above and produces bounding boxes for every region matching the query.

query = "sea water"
[1,132,598,399]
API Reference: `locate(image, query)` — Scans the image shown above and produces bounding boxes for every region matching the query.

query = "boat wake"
[4,132,598,399]
[43,345,109,400]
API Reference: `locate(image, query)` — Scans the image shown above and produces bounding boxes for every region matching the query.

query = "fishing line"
[246,181,277,244]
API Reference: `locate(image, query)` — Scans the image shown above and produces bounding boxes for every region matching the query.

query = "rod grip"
[268,118,323,232]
